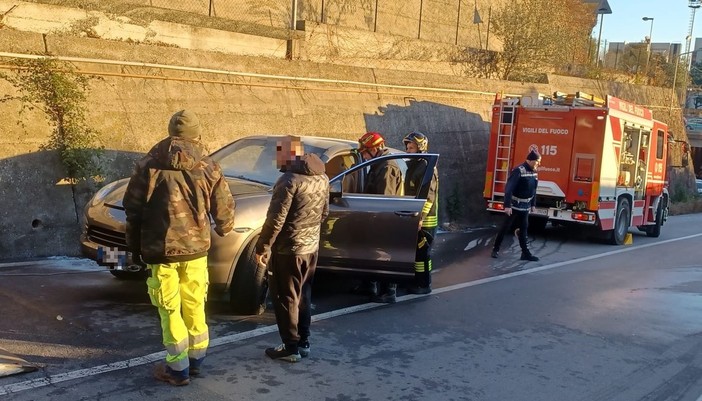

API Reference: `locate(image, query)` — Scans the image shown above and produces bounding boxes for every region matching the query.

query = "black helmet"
[403,131,428,152]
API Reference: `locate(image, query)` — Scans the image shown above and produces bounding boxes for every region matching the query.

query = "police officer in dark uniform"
[491,149,541,262]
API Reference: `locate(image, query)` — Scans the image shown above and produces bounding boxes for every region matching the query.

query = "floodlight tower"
[685,0,701,70]
[682,0,702,107]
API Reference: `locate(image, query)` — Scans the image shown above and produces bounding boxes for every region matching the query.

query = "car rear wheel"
[229,236,267,315]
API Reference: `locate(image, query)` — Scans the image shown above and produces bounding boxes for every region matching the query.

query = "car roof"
[239,134,401,155]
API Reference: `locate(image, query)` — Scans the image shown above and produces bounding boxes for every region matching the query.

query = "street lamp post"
[642,17,654,76]
[596,12,605,65]
[594,4,613,65]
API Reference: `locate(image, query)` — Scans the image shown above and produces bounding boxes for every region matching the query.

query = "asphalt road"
[2,214,702,400]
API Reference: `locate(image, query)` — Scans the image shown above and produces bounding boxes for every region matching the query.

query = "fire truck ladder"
[492,99,517,199]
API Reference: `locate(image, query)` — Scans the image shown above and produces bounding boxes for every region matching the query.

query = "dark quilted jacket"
[256,153,330,256]
[123,136,235,264]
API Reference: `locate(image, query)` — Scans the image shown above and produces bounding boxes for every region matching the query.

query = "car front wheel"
[229,236,268,315]
[109,269,149,280]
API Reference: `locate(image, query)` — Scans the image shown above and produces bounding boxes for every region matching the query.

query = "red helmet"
[358,131,385,151]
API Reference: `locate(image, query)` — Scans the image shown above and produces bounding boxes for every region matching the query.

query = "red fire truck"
[483,91,669,244]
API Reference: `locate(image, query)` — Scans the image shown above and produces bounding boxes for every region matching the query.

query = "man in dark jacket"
[491,149,541,262]
[123,110,235,386]
[402,131,438,294]
[357,132,402,303]
[255,135,330,362]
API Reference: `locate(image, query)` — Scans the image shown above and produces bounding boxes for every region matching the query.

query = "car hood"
[102,177,271,209]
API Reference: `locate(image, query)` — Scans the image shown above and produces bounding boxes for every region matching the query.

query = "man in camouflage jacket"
[123,110,235,385]
[255,135,330,362]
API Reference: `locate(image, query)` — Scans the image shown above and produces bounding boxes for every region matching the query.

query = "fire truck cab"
[483,91,669,245]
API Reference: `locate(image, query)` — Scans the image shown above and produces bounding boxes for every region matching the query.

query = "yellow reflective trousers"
[147,256,209,372]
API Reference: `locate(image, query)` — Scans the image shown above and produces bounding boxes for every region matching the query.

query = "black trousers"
[493,209,530,254]
[268,252,317,349]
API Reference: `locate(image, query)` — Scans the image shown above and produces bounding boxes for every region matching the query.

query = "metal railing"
[115,0,493,48]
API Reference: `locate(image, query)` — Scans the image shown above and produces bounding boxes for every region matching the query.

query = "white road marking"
[463,239,480,251]
[2,232,702,396]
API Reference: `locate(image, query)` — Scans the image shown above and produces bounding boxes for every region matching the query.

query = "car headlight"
[90,181,122,207]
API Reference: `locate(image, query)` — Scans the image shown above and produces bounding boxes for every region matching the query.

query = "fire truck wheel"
[644,201,663,238]
[607,198,631,245]
[528,216,548,233]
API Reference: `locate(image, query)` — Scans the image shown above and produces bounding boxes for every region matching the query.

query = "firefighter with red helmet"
[403,131,438,294]
[358,132,402,195]
[357,132,402,303]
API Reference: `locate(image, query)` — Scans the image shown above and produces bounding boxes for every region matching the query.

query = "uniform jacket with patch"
[405,158,439,228]
[504,161,538,211]
[364,148,402,195]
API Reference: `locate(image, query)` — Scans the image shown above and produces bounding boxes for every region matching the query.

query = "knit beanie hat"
[527,150,541,161]
[168,110,202,139]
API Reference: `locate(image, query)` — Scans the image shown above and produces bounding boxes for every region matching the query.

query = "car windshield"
[211,137,328,186]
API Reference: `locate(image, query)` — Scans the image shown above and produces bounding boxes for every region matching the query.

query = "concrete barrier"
[0,2,692,259]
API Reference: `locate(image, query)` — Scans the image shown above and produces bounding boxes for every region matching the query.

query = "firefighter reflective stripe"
[422,201,432,216]
[422,197,438,229]
[414,260,432,273]
[147,256,209,373]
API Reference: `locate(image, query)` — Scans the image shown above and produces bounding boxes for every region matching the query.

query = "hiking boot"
[407,285,432,295]
[265,344,301,363]
[491,250,499,258]
[153,363,190,386]
[520,253,539,262]
[298,340,310,358]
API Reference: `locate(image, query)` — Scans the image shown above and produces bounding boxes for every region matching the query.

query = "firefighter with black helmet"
[403,131,438,294]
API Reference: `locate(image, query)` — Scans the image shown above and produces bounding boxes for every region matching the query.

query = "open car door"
[318,153,439,278]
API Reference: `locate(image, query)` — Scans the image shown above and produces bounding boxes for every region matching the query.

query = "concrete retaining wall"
[0,2,691,260]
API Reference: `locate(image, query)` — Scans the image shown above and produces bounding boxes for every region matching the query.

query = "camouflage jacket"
[123,136,235,264]
[256,154,330,256]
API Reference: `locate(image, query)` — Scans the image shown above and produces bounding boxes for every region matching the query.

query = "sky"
[596,0,700,46]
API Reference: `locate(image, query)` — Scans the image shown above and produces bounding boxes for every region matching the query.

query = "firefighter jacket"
[123,136,235,264]
[504,161,538,211]
[256,153,330,256]
[404,158,439,228]
[364,148,402,195]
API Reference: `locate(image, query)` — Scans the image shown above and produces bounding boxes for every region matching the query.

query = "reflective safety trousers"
[147,256,209,372]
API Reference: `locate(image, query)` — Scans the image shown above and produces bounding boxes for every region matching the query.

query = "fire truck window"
[574,157,594,182]
[656,130,664,159]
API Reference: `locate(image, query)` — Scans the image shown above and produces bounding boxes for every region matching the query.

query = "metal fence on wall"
[123,0,494,49]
